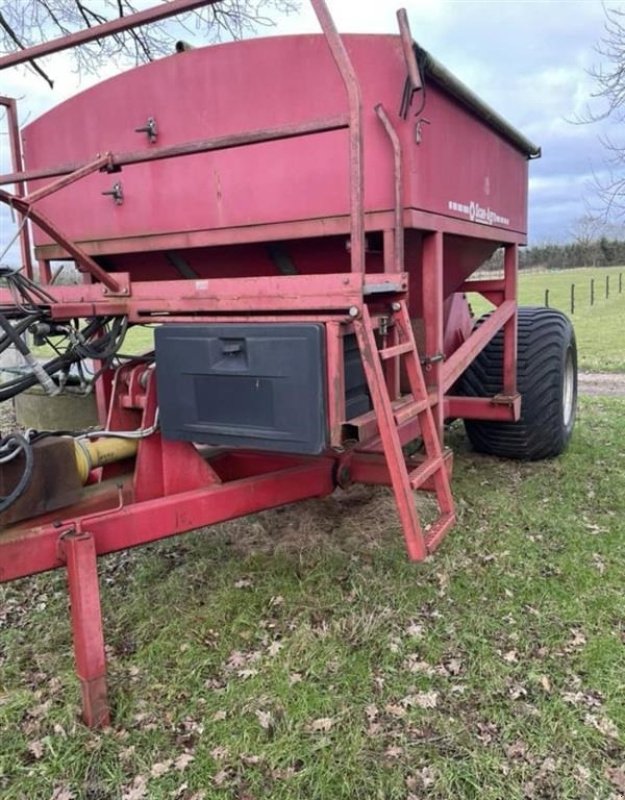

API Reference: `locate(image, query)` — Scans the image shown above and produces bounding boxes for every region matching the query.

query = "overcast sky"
[0,0,619,260]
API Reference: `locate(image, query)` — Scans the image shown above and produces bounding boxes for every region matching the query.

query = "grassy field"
[469,265,625,373]
[1,396,625,799]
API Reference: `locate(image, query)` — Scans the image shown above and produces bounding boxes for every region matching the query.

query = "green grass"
[2,397,625,799]
[469,265,625,373]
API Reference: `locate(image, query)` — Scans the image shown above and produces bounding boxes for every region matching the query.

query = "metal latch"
[135,116,157,143]
[101,181,123,205]
[421,352,444,366]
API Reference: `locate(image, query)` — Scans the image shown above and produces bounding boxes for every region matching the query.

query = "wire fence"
[544,272,623,314]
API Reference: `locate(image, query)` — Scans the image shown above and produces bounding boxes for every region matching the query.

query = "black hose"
[0,434,34,513]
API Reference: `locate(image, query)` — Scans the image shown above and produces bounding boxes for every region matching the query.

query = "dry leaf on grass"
[310,717,334,732]
[210,746,229,761]
[50,788,75,800]
[174,752,194,771]
[585,713,619,739]
[150,759,173,778]
[122,775,148,800]
[606,767,625,792]
[256,709,273,730]
[384,703,407,718]
[28,739,45,759]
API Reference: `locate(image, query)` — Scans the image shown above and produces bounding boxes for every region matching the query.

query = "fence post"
[570,283,575,315]
[606,274,610,299]
[590,278,594,306]
[544,288,549,308]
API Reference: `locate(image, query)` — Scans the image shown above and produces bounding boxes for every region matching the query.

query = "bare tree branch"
[0,0,300,83]
[0,9,53,87]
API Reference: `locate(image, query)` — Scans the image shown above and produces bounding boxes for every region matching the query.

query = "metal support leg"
[503,243,518,395]
[422,230,444,438]
[63,531,110,728]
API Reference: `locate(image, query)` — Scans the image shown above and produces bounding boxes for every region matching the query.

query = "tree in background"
[585,6,625,217]
[0,0,299,88]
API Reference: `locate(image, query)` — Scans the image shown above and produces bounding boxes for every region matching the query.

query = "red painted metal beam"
[442,300,516,392]
[0,459,335,583]
[0,272,406,319]
[62,532,110,728]
[0,97,34,278]
[310,0,364,273]
[445,395,521,422]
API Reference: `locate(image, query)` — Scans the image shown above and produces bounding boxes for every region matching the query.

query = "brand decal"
[448,199,510,227]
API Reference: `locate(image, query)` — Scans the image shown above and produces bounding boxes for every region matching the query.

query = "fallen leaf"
[503,650,518,663]
[384,703,407,718]
[150,759,173,778]
[240,754,263,765]
[539,675,551,692]
[310,717,334,732]
[174,752,194,771]
[234,578,253,588]
[420,766,436,787]
[267,641,283,657]
[385,745,404,759]
[122,775,148,800]
[408,691,439,709]
[213,769,230,787]
[606,767,625,792]
[50,789,75,800]
[210,746,229,762]
[568,629,587,649]
[256,709,273,730]
[288,673,303,685]
[237,669,259,679]
[212,710,227,721]
[585,713,619,739]
[505,740,528,760]
[28,739,45,759]
[446,657,462,675]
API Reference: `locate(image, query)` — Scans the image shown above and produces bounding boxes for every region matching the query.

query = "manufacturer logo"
[448,199,510,227]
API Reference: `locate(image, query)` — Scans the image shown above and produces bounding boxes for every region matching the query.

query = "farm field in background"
[1,397,624,799]
[469,265,625,373]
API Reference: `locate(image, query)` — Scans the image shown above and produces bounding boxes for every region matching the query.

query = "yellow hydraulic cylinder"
[74,437,139,483]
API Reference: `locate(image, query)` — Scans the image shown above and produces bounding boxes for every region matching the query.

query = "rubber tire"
[458,306,577,460]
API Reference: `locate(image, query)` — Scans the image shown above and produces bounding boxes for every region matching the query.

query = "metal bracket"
[421,352,444,366]
[102,271,131,297]
[101,181,123,205]
[135,116,158,143]
[491,392,521,406]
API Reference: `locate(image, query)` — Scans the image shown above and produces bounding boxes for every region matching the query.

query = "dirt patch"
[579,372,625,397]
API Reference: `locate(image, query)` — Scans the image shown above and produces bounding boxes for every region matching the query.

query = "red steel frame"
[0,0,521,726]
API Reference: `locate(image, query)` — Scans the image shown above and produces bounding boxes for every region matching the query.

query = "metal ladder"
[353,299,456,561]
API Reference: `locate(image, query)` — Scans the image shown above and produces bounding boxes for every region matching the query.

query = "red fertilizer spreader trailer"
[0,0,577,727]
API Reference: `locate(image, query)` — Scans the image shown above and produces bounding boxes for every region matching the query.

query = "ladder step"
[425,513,456,553]
[379,341,414,360]
[394,397,429,426]
[409,457,444,489]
